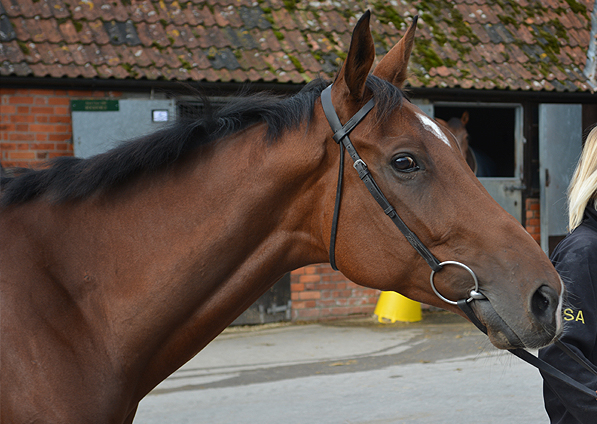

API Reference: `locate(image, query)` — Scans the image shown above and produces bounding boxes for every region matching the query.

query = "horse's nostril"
[533,290,550,313]
[531,285,558,320]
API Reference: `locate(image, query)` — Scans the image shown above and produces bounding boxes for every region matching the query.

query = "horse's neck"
[55,122,330,399]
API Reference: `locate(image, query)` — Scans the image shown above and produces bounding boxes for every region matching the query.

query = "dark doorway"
[434,106,516,178]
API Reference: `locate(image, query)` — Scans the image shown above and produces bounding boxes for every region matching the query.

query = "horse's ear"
[461,111,470,126]
[372,15,418,87]
[334,10,375,101]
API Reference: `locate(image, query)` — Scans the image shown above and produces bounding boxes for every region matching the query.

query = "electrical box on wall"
[71,99,176,158]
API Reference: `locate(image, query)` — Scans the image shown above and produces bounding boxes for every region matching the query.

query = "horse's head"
[320,11,562,350]
[437,112,478,174]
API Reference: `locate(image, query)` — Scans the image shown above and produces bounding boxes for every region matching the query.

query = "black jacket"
[538,205,597,423]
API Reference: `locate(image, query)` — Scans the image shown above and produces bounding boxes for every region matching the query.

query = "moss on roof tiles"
[0,0,593,92]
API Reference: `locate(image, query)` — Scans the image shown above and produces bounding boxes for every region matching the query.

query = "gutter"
[2,76,595,103]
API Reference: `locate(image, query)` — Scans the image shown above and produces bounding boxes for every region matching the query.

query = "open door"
[539,104,583,255]
[430,103,525,223]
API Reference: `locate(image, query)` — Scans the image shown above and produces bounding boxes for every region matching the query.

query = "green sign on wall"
[71,99,119,112]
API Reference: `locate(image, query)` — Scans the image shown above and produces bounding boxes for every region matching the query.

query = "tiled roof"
[0,0,595,92]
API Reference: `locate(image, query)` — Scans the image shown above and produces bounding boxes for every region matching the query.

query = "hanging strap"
[321,85,442,272]
[458,298,597,399]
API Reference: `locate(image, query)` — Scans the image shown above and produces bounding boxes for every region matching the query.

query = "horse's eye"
[392,156,419,173]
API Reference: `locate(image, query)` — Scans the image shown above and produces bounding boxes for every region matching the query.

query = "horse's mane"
[0,76,403,207]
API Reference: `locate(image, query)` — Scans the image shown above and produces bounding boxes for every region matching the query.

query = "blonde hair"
[568,126,597,231]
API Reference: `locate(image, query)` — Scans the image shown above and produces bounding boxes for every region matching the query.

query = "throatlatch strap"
[321,85,442,273]
[329,143,344,271]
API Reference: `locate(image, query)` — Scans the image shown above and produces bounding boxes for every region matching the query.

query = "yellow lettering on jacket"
[563,308,585,324]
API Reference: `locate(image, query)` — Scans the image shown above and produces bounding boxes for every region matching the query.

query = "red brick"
[8,96,34,105]
[298,291,321,300]
[0,143,17,150]
[11,115,34,123]
[48,134,71,142]
[0,105,16,114]
[48,116,71,123]
[56,143,72,151]
[34,97,47,105]
[9,133,34,141]
[35,134,48,141]
[30,106,54,114]
[0,123,16,132]
[9,151,35,159]
[299,274,321,284]
[293,309,320,319]
[16,106,30,114]
[54,107,69,115]
[292,301,307,309]
[48,97,71,106]
[291,283,305,292]
[29,124,55,133]
[31,143,55,150]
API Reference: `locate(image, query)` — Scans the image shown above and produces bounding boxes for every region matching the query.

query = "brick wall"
[0,88,120,169]
[290,264,380,321]
[525,198,541,244]
[1,88,72,168]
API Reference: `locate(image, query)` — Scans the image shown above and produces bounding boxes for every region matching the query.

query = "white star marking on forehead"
[416,112,452,148]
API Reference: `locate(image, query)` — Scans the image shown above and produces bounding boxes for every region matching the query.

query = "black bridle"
[320,84,597,399]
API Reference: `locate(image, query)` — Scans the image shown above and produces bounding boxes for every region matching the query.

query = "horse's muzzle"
[474,284,562,350]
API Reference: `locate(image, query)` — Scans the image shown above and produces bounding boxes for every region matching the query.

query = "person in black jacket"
[539,125,597,423]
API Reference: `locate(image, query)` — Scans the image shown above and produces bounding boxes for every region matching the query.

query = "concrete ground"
[135,311,549,424]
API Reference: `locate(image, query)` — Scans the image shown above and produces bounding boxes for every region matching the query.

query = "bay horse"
[436,112,478,174]
[1,11,563,423]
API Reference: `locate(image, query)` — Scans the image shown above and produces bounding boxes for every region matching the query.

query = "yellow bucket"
[373,291,422,323]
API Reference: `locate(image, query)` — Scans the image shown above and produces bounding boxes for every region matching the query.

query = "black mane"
[1,76,403,207]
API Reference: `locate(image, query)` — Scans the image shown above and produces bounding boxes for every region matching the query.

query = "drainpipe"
[585,0,597,90]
